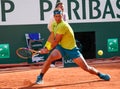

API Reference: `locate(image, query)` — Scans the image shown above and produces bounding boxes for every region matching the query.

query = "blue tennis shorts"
[56,45,81,59]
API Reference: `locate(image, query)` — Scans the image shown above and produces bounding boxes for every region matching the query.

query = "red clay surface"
[0,57,120,89]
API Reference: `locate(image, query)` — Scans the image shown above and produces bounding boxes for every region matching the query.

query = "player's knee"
[47,54,58,63]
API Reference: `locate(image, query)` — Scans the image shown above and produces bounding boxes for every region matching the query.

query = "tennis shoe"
[98,73,111,81]
[36,75,43,84]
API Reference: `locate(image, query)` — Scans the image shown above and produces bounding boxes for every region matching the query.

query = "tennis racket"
[16,47,41,59]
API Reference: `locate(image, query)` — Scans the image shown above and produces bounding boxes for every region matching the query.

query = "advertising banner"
[0,0,120,25]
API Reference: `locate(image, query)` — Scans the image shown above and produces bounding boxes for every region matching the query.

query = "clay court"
[0,57,120,89]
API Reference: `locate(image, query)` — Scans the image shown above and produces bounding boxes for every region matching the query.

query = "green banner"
[0,44,10,58]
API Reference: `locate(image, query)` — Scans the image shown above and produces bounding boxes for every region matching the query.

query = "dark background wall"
[70,22,120,58]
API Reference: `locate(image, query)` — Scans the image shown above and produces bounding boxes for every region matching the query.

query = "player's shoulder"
[62,21,69,27]
[60,20,68,24]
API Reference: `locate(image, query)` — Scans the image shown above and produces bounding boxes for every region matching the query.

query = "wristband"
[44,41,52,50]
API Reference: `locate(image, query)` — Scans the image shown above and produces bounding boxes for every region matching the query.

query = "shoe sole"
[36,81,44,84]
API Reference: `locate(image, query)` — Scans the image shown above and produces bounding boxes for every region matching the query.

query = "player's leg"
[73,54,111,81]
[41,49,62,73]
[73,54,99,75]
[36,49,62,84]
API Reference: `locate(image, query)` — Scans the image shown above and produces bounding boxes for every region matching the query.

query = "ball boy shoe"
[98,73,111,81]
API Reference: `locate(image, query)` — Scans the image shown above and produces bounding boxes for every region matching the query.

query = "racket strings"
[18,49,32,58]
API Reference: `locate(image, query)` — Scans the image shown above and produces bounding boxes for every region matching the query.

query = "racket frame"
[16,47,39,59]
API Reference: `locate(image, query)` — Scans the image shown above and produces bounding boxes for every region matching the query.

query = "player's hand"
[39,48,50,54]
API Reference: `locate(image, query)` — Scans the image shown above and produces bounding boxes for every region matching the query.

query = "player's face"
[54,14,62,23]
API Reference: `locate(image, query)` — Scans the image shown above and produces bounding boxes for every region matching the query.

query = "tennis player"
[48,2,68,67]
[36,9,111,84]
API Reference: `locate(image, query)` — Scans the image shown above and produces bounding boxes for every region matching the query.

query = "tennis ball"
[98,50,103,56]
